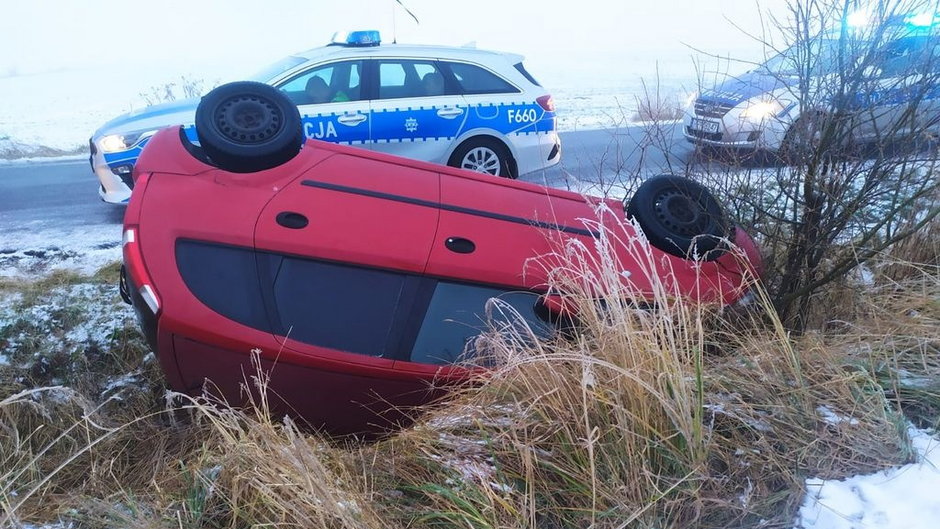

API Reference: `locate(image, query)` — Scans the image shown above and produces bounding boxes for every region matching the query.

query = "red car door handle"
[276,211,309,229]
[445,237,475,254]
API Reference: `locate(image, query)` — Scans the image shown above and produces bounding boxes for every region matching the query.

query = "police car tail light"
[537,95,555,112]
[123,226,161,315]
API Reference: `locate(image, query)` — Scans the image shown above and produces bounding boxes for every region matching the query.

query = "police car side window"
[276,61,363,105]
[875,37,933,78]
[920,38,940,74]
[378,60,449,99]
[445,62,519,95]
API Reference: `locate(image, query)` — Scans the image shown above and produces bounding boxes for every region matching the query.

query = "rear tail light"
[733,227,764,279]
[123,226,161,315]
[536,95,555,112]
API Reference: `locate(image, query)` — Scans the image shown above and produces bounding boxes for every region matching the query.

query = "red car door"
[254,150,441,364]
[425,170,602,288]
[393,171,597,377]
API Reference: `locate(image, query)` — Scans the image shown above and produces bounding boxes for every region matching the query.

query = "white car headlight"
[99,134,130,153]
[740,100,785,121]
[97,130,155,153]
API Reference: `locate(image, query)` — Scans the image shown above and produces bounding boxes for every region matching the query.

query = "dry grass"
[631,97,684,123]
[1,224,936,528]
[0,136,84,160]
[831,266,940,430]
[362,214,914,529]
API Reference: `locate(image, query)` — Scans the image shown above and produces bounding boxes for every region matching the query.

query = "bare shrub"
[632,78,684,122]
[673,0,940,330]
[139,75,211,106]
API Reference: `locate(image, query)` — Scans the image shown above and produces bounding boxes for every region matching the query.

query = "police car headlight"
[99,134,130,153]
[740,100,785,121]
[684,91,698,109]
[98,130,154,153]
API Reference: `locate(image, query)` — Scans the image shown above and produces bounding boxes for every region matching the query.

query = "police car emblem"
[404,117,418,132]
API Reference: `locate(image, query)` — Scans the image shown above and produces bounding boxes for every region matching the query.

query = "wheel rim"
[788,117,825,156]
[214,94,282,144]
[461,146,501,175]
[653,190,710,237]
[799,122,821,150]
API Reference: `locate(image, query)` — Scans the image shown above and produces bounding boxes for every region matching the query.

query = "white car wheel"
[461,146,502,175]
[449,138,516,178]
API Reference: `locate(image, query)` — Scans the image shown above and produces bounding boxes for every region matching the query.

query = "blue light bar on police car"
[846,9,871,27]
[330,30,381,47]
[905,12,936,27]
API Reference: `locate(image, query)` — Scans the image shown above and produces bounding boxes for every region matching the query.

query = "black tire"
[448,137,516,178]
[194,81,304,173]
[627,174,730,261]
[780,113,831,163]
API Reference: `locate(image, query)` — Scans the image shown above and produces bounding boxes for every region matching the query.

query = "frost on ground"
[0,272,148,405]
[0,222,122,279]
[0,217,141,392]
[0,282,136,367]
[795,426,940,529]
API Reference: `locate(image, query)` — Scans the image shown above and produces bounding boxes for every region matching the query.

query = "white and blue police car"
[90,30,561,204]
[683,11,940,154]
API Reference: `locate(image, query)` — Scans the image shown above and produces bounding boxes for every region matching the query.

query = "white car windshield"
[760,38,861,77]
[248,56,307,83]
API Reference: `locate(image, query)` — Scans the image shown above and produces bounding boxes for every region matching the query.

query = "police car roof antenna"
[392,0,420,44]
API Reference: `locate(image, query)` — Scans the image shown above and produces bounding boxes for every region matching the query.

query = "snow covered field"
[0,60,700,158]
[2,0,774,156]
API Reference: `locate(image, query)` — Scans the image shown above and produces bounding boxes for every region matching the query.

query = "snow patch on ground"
[816,405,861,427]
[795,426,940,529]
[60,284,134,343]
[0,280,139,394]
[0,222,122,278]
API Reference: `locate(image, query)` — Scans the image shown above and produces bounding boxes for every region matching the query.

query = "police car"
[683,11,940,154]
[90,30,561,204]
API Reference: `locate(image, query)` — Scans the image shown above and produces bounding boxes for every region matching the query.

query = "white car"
[91,30,561,204]
[683,13,940,154]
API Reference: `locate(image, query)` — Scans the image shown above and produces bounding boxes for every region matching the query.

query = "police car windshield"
[760,38,858,77]
[248,56,307,83]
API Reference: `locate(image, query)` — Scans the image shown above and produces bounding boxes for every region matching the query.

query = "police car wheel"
[449,138,516,178]
[781,113,831,163]
[627,174,729,261]
[194,81,304,173]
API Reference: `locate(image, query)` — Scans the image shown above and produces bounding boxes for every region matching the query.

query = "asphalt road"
[0,125,695,231]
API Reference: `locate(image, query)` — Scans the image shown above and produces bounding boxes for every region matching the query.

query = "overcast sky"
[1,0,791,78]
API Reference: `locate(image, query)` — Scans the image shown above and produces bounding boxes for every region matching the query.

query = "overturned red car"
[121,82,761,436]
